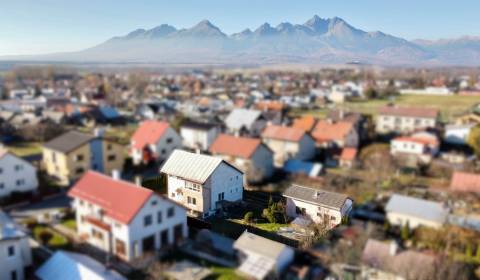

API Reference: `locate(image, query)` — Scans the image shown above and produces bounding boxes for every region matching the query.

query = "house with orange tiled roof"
[68,171,187,261]
[390,131,439,163]
[339,148,357,168]
[210,134,274,183]
[292,115,317,132]
[130,120,182,165]
[261,125,316,167]
[450,171,480,193]
[311,120,359,148]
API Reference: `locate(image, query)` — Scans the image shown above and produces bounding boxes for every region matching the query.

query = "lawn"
[209,267,245,280]
[230,219,286,232]
[5,142,42,157]
[61,218,77,231]
[32,225,70,249]
[297,95,479,122]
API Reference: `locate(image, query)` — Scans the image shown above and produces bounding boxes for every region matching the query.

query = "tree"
[39,230,53,245]
[465,243,473,258]
[401,222,410,241]
[364,87,378,99]
[467,125,480,157]
[268,195,274,206]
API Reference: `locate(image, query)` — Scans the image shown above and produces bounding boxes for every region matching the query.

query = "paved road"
[9,193,71,220]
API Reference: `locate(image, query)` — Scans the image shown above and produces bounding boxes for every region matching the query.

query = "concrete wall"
[376,115,437,134]
[43,144,91,185]
[0,237,32,280]
[0,153,38,198]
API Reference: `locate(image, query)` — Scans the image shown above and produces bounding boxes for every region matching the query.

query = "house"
[311,120,359,148]
[224,108,266,136]
[36,250,126,280]
[261,125,316,167]
[390,132,440,163]
[283,184,353,228]
[339,148,357,168]
[43,130,125,185]
[450,171,480,193]
[361,238,436,280]
[444,123,475,145]
[292,115,317,132]
[161,149,244,218]
[0,211,32,280]
[130,120,182,165]
[68,171,188,261]
[376,106,439,134]
[0,148,38,199]
[209,134,274,183]
[233,231,294,280]
[180,120,220,152]
[385,194,448,229]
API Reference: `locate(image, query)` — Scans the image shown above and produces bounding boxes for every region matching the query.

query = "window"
[218,192,225,201]
[76,167,85,174]
[16,179,25,186]
[107,144,113,151]
[75,154,84,161]
[7,245,15,257]
[0,167,3,174]
[14,165,22,171]
[108,155,116,161]
[11,270,17,280]
[0,183,4,189]
[115,239,126,256]
[167,207,175,218]
[170,192,175,198]
[166,137,173,144]
[144,215,152,227]
[151,200,157,206]
[91,229,103,240]
[157,211,162,223]
[187,196,197,205]
[52,152,57,163]
[185,182,201,192]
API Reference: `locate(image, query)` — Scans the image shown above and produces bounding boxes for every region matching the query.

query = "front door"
[160,229,169,248]
[173,224,184,245]
[142,235,155,253]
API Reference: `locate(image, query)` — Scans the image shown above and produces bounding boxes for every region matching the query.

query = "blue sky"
[1,0,479,55]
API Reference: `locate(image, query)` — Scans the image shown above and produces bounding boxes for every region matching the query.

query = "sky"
[1,0,479,56]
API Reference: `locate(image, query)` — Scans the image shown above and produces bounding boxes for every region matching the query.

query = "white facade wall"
[391,140,426,156]
[249,145,274,181]
[285,197,352,227]
[386,211,442,229]
[0,238,32,280]
[376,115,437,134]
[445,126,472,145]
[132,127,182,165]
[73,194,187,261]
[180,127,218,151]
[0,154,38,198]
[264,135,315,167]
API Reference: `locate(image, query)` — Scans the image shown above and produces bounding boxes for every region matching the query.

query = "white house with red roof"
[261,125,316,167]
[209,134,274,183]
[390,132,439,163]
[68,171,187,261]
[0,148,38,198]
[130,120,182,165]
[311,120,359,148]
[160,150,243,218]
[376,106,439,134]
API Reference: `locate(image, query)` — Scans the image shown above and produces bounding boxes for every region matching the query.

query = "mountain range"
[3,15,480,66]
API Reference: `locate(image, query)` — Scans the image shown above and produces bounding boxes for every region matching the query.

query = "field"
[299,95,479,122]
[5,142,42,157]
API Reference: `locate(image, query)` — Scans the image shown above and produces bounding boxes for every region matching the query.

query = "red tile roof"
[379,106,438,119]
[340,148,357,161]
[262,125,306,142]
[450,171,480,193]
[210,134,262,159]
[312,121,353,143]
[255,101,285,111]
[292,116,317,132]
[131,120,170,150]
[68,171,153,224]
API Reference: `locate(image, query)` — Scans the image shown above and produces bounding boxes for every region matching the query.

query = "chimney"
[111,169,120,180]
[389,241,398,256]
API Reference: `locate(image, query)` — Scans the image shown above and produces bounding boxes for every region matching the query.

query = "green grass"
[61,218,77,231]
[5,142,42,157]
[32,225,70,249]
[209,267,245,280]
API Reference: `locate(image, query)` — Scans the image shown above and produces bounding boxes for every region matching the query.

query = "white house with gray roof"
[0,211,32,280]
[283,184,353,228]
[160,149,243,218]
[224,108,266,136]
[0,148,38,199]
[233,231,294,280]
[385,194,448,229]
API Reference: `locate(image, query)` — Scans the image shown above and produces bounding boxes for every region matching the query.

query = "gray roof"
[0,210,26,241]
[161,149,241,183]
[44,131,95,153]
[233,231,291,260]
[283,184,350,210]
[225,108,262,130]
[385,194,448,224]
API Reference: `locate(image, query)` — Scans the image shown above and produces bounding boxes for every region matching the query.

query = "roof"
[161,149,241,184]
[450,171,480,193]
[68,171,153,224]
[340,148,357,161]
[379,106,438,119]
[0,147,8,159]
[181,120,217,131]
[234,231,291,260]
[36,251,126,280]
[210,134,262,159]
[327,110,362,124]
[292,116,317,132]
[283,184,350,210]
[131,120,170,150]
[0,211,26,241]
[43,131,94,153]
[225,108,262,130]
[283,160,322,177]
[312,120,354,143]
[262,125,306,142]
[385,194,448,224]
[255,101,285,111]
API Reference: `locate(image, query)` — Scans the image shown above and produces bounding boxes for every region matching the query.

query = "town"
[0,65,480,280]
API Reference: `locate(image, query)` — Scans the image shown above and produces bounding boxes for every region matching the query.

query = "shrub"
[39,230,53,245]
[243,212,254,224]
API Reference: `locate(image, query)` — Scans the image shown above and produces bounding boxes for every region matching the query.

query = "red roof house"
[312,120,358,147]
[450,171,480,193]
[210,134,263,159]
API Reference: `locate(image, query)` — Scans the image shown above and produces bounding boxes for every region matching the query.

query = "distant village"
[0,66,480,280]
